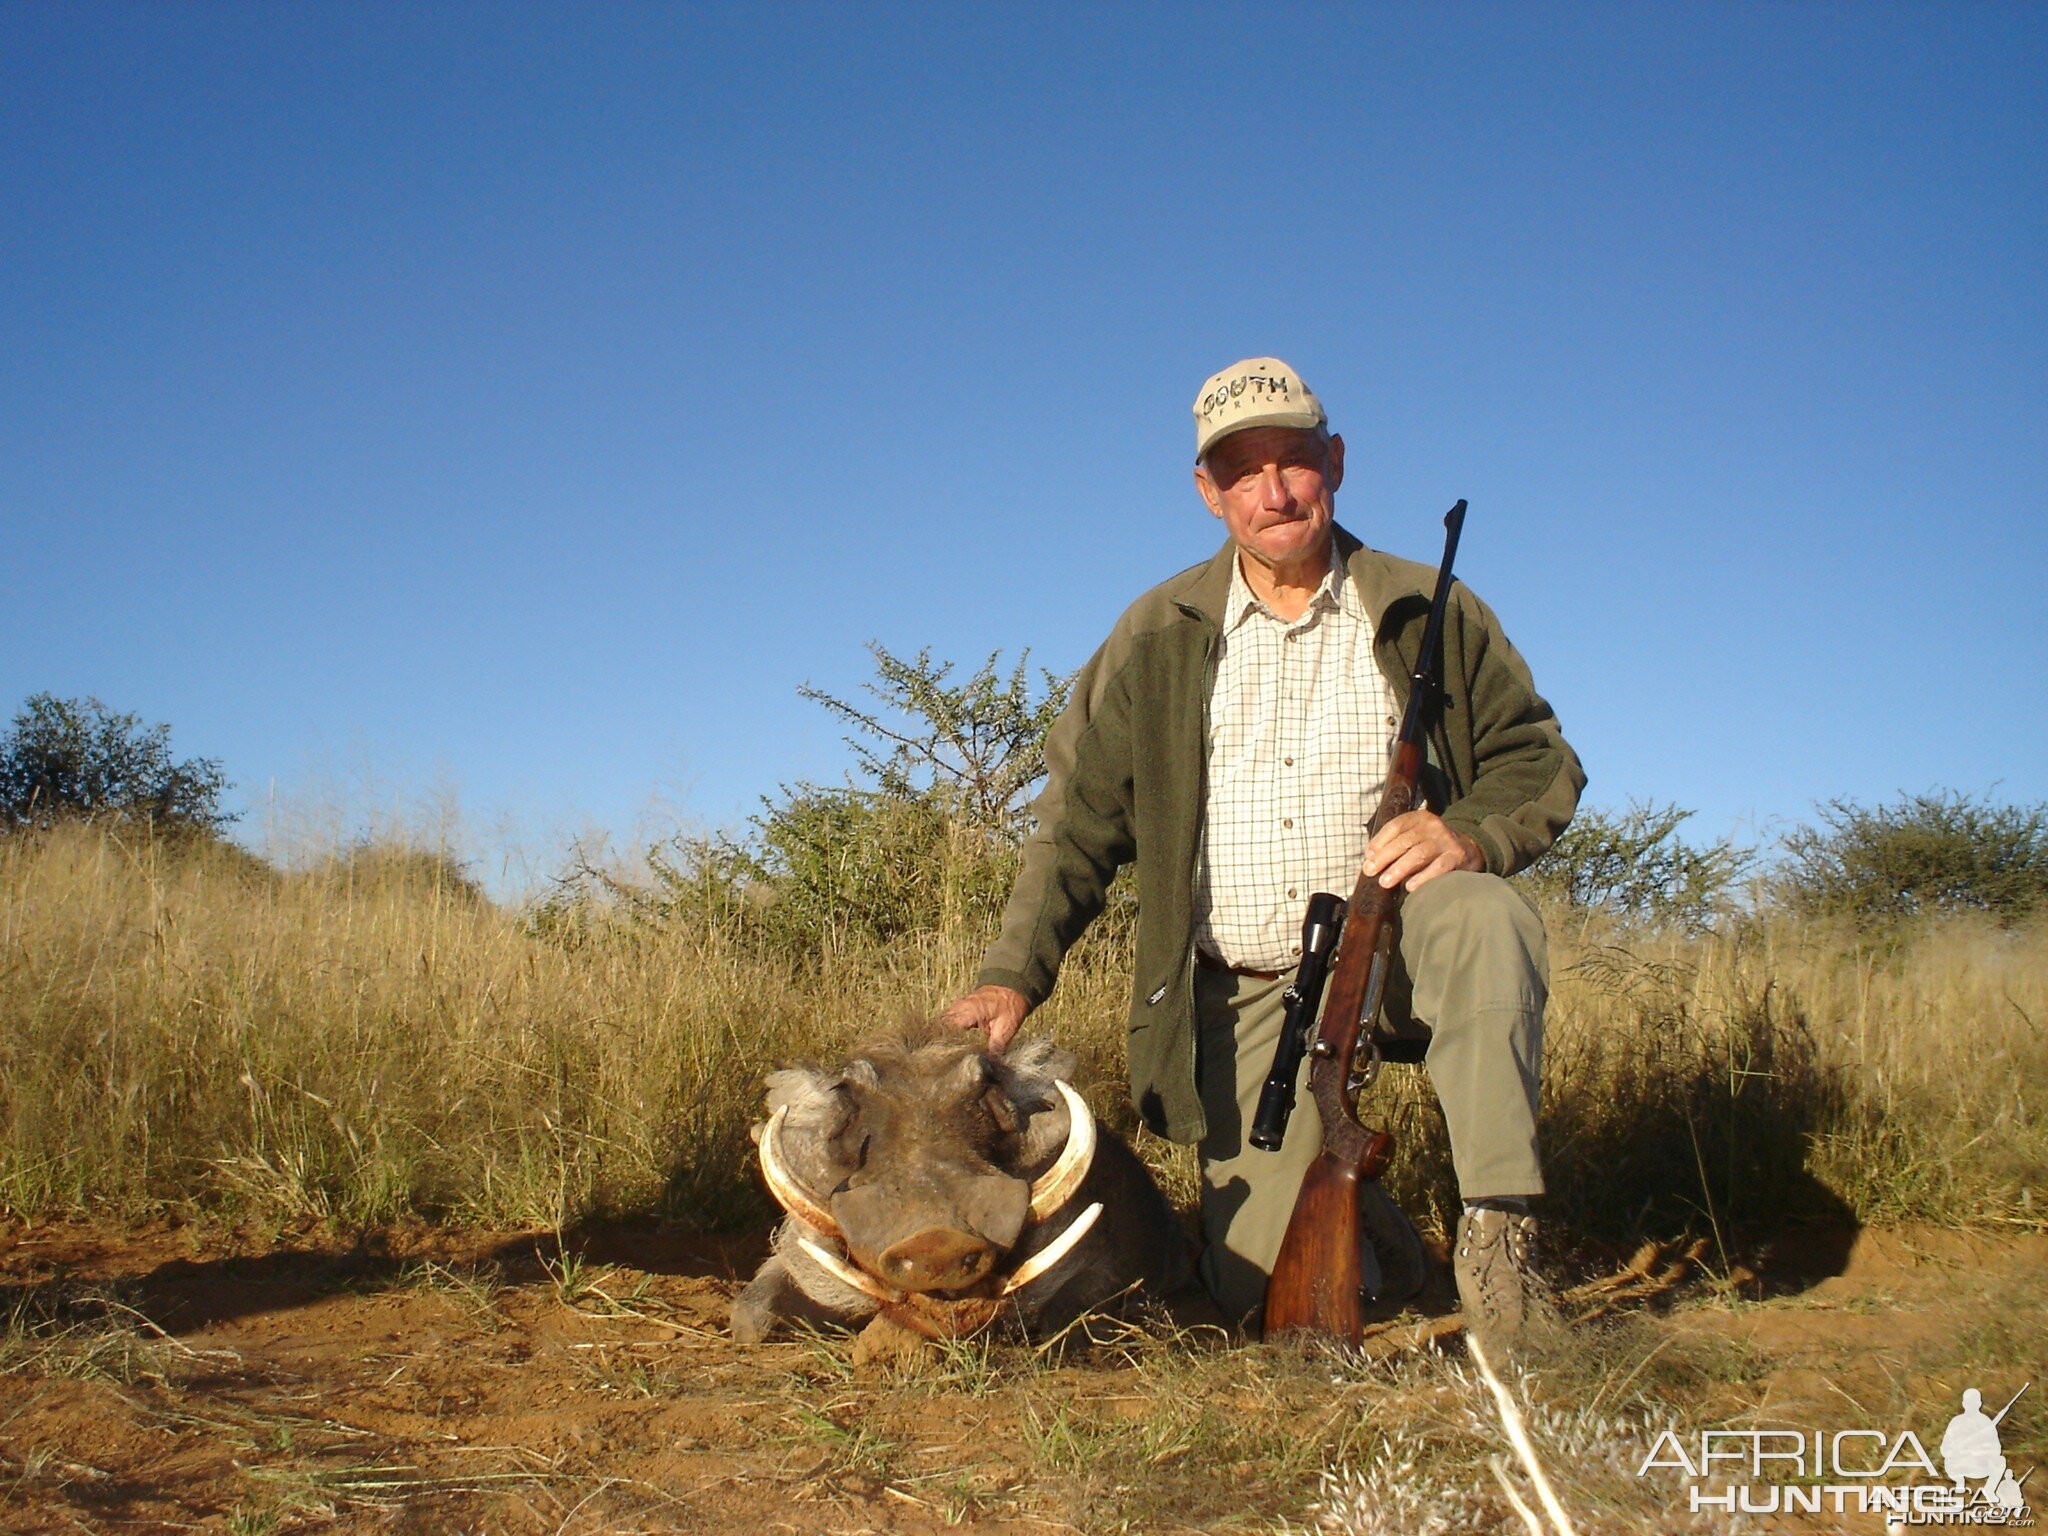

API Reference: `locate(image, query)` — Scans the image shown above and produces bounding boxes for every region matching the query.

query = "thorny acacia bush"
[1777,788,2048,925]
[539,790,1035,960]
[531,644,1096,963]
[2,819,2042,1243]
[1519,801,1750,931]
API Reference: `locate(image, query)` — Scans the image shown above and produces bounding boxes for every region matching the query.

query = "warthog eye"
[812,1107,870,1191]
[831,1130,872,1193]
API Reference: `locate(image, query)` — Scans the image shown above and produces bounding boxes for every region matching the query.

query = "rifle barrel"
[1395,500,1466,744]
[1992,1382,2029,1426]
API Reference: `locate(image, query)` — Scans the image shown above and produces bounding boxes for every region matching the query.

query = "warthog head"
[753,1029,1100,1328]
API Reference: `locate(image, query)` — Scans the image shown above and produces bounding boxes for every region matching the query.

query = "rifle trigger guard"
[1347,1035,1382,1096]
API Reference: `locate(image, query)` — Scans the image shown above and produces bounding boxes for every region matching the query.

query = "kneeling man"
[944,358,1584,1342]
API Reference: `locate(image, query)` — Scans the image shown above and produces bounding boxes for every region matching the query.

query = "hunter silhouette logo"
[1637,1378,2035,1525]
[1934,1386,2030,1519]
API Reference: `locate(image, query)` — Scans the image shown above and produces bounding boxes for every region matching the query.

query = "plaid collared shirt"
[1192,546,1399,971]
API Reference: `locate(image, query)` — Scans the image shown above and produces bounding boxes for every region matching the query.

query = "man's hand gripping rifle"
[1255,499,1467,1344]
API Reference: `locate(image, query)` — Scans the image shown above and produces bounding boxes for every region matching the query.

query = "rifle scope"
[1248,891,1347,1152]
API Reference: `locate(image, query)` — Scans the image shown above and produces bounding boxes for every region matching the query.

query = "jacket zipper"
[1181,617,1218,1112]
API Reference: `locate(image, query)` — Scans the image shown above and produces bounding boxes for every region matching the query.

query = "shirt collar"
[1226,539,1349,630]
[1326,549,1367,619]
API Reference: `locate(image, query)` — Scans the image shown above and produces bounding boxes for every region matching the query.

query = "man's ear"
[1325,433,1345,493]
[1193,461,1225,520]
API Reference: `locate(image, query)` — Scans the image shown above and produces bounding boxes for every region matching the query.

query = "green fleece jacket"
[975,525,1585,1143]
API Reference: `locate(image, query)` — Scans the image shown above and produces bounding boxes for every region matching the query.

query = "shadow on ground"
[0,1218,774,1334]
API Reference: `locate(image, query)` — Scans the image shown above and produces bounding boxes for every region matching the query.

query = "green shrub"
[1,693,232,835]
[1778,789,2048,923]
[752,786,1017,950]
[562,791,1019,959]
[799,642,1071,837]
[1521,801,1749,930]
[538,644,1070,965]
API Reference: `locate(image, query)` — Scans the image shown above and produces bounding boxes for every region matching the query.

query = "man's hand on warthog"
[940,984,1030,1052]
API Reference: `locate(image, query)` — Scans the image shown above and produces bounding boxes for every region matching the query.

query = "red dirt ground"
[1,1217,2041,1534]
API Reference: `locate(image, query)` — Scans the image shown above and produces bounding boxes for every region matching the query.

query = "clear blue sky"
[5,4,2043,880]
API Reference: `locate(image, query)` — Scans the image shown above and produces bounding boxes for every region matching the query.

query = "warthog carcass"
[731,1028,1191,1343]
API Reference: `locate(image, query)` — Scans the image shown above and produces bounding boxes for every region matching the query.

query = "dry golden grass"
[1,822,2041,1245]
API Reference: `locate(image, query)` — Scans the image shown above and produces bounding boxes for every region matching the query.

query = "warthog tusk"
[1027,1081,1097,1221]
[795,1235,902,1304]
[1000,1201,1103,1295]
[758,1106,844,1239]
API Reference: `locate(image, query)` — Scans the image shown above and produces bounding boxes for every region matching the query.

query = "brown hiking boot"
[1454,1206,1560,1347]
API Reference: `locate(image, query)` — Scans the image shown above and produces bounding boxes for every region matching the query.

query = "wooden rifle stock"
[1263,501,1466,1343]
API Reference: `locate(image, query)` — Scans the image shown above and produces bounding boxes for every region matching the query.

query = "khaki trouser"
[1194,871,1548,1326]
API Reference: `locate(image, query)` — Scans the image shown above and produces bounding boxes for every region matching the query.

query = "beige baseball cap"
[1192,356,1326,458]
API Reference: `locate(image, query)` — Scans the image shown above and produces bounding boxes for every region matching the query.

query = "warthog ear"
[994,1036,1079,1104]
[945,1048,992,1101]
[990,1038,1081,1175]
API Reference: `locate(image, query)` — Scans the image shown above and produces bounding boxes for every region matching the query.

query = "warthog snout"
[834,1172,1031,1292]
[875,1228,996,1292]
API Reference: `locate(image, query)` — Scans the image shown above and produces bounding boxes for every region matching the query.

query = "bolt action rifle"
[1259,499,1466,1344]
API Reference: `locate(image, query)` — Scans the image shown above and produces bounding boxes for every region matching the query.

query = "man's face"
[1193,425,1346,575]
